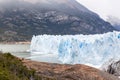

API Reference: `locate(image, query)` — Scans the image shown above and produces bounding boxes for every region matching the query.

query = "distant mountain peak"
[107,16,120,25]
[107,16,120,30]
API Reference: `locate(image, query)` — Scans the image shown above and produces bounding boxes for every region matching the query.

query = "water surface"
[0,44,61,63]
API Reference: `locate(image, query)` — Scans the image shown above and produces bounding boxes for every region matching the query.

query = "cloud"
[76,0,120,20]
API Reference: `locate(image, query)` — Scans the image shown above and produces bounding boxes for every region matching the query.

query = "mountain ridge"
[0,0,115,42]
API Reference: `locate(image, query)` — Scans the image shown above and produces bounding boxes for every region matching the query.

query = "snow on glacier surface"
[30,31,120,67]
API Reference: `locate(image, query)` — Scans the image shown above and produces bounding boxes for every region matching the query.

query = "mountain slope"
[0,0,115,42]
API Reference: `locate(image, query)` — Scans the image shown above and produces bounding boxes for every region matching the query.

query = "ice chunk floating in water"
[30,31,120,67]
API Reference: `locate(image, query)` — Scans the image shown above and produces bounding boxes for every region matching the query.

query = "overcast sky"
[76,0,120,20]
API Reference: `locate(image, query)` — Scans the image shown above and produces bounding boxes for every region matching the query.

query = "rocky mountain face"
[0,0,115,42]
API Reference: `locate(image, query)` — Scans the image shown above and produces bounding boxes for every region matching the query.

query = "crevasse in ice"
[30,31,120,67]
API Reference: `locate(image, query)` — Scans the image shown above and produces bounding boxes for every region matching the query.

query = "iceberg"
[30,31,120,67]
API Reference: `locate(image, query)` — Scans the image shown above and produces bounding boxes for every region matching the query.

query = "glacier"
[30,31,120,67]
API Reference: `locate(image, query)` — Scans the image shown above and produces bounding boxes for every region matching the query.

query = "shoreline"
[21,58,119,80]
[0,41,31,44]
[0,52,119,80]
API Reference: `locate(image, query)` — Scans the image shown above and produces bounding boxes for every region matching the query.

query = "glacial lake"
[0,44,60,63]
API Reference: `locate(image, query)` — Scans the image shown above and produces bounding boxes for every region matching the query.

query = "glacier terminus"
[30,31,120,67]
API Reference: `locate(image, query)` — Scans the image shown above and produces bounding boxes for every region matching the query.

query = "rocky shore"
[0,52,119,80]
[22,59,119,80]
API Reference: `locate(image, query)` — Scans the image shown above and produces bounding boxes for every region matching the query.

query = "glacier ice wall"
[30,31,120,67]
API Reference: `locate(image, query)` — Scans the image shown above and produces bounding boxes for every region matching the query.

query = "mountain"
[107,16,120,31]
[0,0,115,42]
